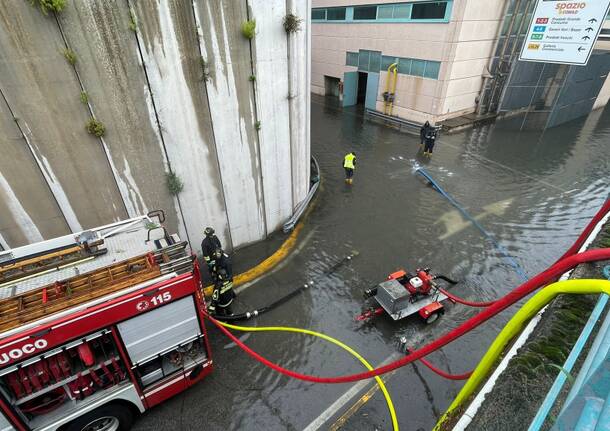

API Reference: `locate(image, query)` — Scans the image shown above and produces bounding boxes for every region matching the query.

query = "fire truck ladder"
[0,254,161,333]
[0,241,108,287]
[151,241,194,275]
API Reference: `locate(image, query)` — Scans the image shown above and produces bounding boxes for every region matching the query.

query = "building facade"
[0,0,311,254]
[311,0,610,126]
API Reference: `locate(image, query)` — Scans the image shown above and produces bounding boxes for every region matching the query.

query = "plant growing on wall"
[254,120,261,131]
[165,171,184,196]
[249,75,256,82]
[200,57,211,82]
[33,0,66,14]
[129,10,137,32]
[80,91,88,104]
[63,48,77,65]
[283,13,302,33]
[85,118,105,137]
[241,20,256,39]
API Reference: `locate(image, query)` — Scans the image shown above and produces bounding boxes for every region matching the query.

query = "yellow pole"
[384,63,397,114]
[389,64,398,116]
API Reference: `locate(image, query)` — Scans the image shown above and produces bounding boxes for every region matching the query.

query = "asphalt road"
[133,96,610,430]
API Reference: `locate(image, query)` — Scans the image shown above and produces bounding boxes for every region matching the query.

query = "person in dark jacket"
[208,268,235,316]
[201,227,221,279]
[213,248,233,279]
[424,126,438,156]
[420,121,431,147]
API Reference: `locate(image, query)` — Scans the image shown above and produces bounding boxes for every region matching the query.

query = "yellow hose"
[435,279,610,430]
[217,320,399,431]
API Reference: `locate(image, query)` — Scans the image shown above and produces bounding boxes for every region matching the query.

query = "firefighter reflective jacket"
[344,153,355,169]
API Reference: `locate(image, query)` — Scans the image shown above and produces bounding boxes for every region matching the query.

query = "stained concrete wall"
[0,0,310,252]
[0,1,128,234]
[0,93,69,248]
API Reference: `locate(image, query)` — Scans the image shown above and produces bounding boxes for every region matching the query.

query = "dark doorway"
[324,76,341,98]
[357,72,368,104]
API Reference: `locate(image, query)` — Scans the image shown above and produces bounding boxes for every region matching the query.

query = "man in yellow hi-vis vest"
[343,152,356,184]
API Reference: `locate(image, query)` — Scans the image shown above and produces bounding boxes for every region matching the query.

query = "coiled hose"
[211,317,399,431]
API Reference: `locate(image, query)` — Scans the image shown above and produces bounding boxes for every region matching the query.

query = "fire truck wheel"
[65,404,133,431]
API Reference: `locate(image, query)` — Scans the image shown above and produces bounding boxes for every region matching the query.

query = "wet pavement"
[133,95,610,431]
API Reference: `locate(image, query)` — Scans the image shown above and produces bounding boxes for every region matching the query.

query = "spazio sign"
[519,0,610,65]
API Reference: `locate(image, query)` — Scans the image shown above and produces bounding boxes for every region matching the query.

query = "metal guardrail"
[365,109,441,135]
[365,108,422,131]
[283,156,320,233]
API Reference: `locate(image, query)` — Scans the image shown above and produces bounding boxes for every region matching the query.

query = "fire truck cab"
[0,214,212,431]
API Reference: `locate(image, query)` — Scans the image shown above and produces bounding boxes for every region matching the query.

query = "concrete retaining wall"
[0,0,310,252]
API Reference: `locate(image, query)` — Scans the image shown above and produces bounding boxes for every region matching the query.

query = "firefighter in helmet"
[201,227,221,280]
[209,268,235,316]
[213,248,232,279]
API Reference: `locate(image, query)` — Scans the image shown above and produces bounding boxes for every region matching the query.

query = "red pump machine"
[358,268,457,324]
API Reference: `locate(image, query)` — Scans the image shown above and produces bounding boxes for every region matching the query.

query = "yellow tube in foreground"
[217,320,400,431]
[435,279,610,430]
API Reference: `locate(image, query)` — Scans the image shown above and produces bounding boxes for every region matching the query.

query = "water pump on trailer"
[357,268,459,324]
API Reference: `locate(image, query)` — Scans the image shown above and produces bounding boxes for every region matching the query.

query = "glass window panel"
[512,13,524,34]
[411,2,447,20]
[327,7,346,20]
[393,4,411,19]
[382,56,398,70]
[346,52,359,67]
[521,12,533,35]
[500,16,512,36]
[423,61,440,79]
[494,36,506,56]
[312,9,326,20]
[353,6,377,20]
[369,51,382,72]
[411,59,426,76]
[506,35,516,53]
[398,57,412,75]
[377,5,394,19]
[358,50,370,71]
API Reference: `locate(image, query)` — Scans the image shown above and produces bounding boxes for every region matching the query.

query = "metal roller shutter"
[117,296,201,364]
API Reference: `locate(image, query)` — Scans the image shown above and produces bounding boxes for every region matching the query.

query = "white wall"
[311,0,505,123]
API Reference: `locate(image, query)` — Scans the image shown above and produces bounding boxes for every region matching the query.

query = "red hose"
[436,199,610,310]
[406,347,472,380]
[556,199,610,263]
[208,247,610,384]
[439,288,497,308]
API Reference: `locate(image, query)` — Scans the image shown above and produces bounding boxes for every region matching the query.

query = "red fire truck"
[0,213,212,431]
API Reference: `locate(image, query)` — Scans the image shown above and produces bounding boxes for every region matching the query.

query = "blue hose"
[415,167,529,282]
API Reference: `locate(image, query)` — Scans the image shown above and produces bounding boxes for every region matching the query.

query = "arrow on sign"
[586,27,594,32]
[578,46,586,52]
[582,35,591,40]
[589,18,598,23]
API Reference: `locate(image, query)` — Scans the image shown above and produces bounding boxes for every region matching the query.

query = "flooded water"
[134,96,610,431]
